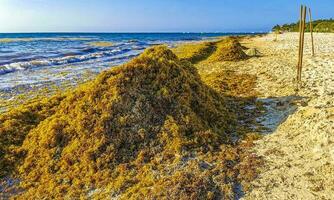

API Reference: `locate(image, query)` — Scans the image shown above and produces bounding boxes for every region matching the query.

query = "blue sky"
[0,0,333,32]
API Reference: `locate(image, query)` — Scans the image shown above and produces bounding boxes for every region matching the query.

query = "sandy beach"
[234,33,334,199]
[1,32,333,199]
[157,32,334,199]
[1,1,334,199]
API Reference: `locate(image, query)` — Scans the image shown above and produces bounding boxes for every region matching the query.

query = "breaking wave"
[0,48,134,75]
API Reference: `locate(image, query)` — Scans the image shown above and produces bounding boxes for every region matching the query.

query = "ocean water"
[0,32,253,99]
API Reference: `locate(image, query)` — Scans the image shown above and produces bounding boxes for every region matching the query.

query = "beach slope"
[239,33,334,199]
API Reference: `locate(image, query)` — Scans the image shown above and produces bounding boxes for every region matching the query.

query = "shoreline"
[1,32,332,199]
[166,32,334,199]
[0,33,262,113]
[1,37,264,199]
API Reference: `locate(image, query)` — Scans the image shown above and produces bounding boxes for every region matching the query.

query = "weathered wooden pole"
[309,8,315,56]
[297,5,307,86]
[299,6,307,82]
[297,5,303,84]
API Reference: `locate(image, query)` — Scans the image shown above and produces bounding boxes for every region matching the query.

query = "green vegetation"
[1,42,262,199]
[272,19,334,32]
[313,21,334,32]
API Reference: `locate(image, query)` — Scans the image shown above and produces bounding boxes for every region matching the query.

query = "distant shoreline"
[0,32,266,35]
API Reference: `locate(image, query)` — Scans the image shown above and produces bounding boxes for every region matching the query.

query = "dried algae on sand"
[172,41,217,63]
[208,38,248,62]
[173,37,248,64]
[0,95,65,177]
[0,45,262,199]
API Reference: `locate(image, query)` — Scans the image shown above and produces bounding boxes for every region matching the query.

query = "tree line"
[272,18,334,33]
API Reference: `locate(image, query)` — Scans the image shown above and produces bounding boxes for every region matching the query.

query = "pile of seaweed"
[173,37,248,64]
[208,38,248,62]
[172,41,217,64]
[0,95,65,177]
[0,46,261,199]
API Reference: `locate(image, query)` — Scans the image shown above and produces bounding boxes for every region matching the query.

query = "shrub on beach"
[0,46,261,199]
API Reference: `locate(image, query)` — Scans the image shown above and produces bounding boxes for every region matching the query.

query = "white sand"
[238,33,334,200]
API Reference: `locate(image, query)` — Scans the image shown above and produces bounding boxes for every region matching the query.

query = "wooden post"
[297,5,307,87]
[297,5,303,84]
[309,8,315,56]
[299,6,307,82]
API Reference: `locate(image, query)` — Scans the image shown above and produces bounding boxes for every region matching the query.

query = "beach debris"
[87,41,114,47]
[0,95,65,178]
[173,41,216,63]
[0,46,262,199]
[209,38,248,62]
[173,37,249,64]
[245,48,262,57]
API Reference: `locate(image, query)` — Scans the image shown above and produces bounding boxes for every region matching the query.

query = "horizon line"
[0,31,268,34]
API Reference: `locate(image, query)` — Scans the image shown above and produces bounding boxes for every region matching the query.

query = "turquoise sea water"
[0,33,255,99]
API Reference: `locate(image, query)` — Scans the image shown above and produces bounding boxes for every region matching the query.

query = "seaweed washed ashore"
[0,32,256,113]
[0,37,264,199]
